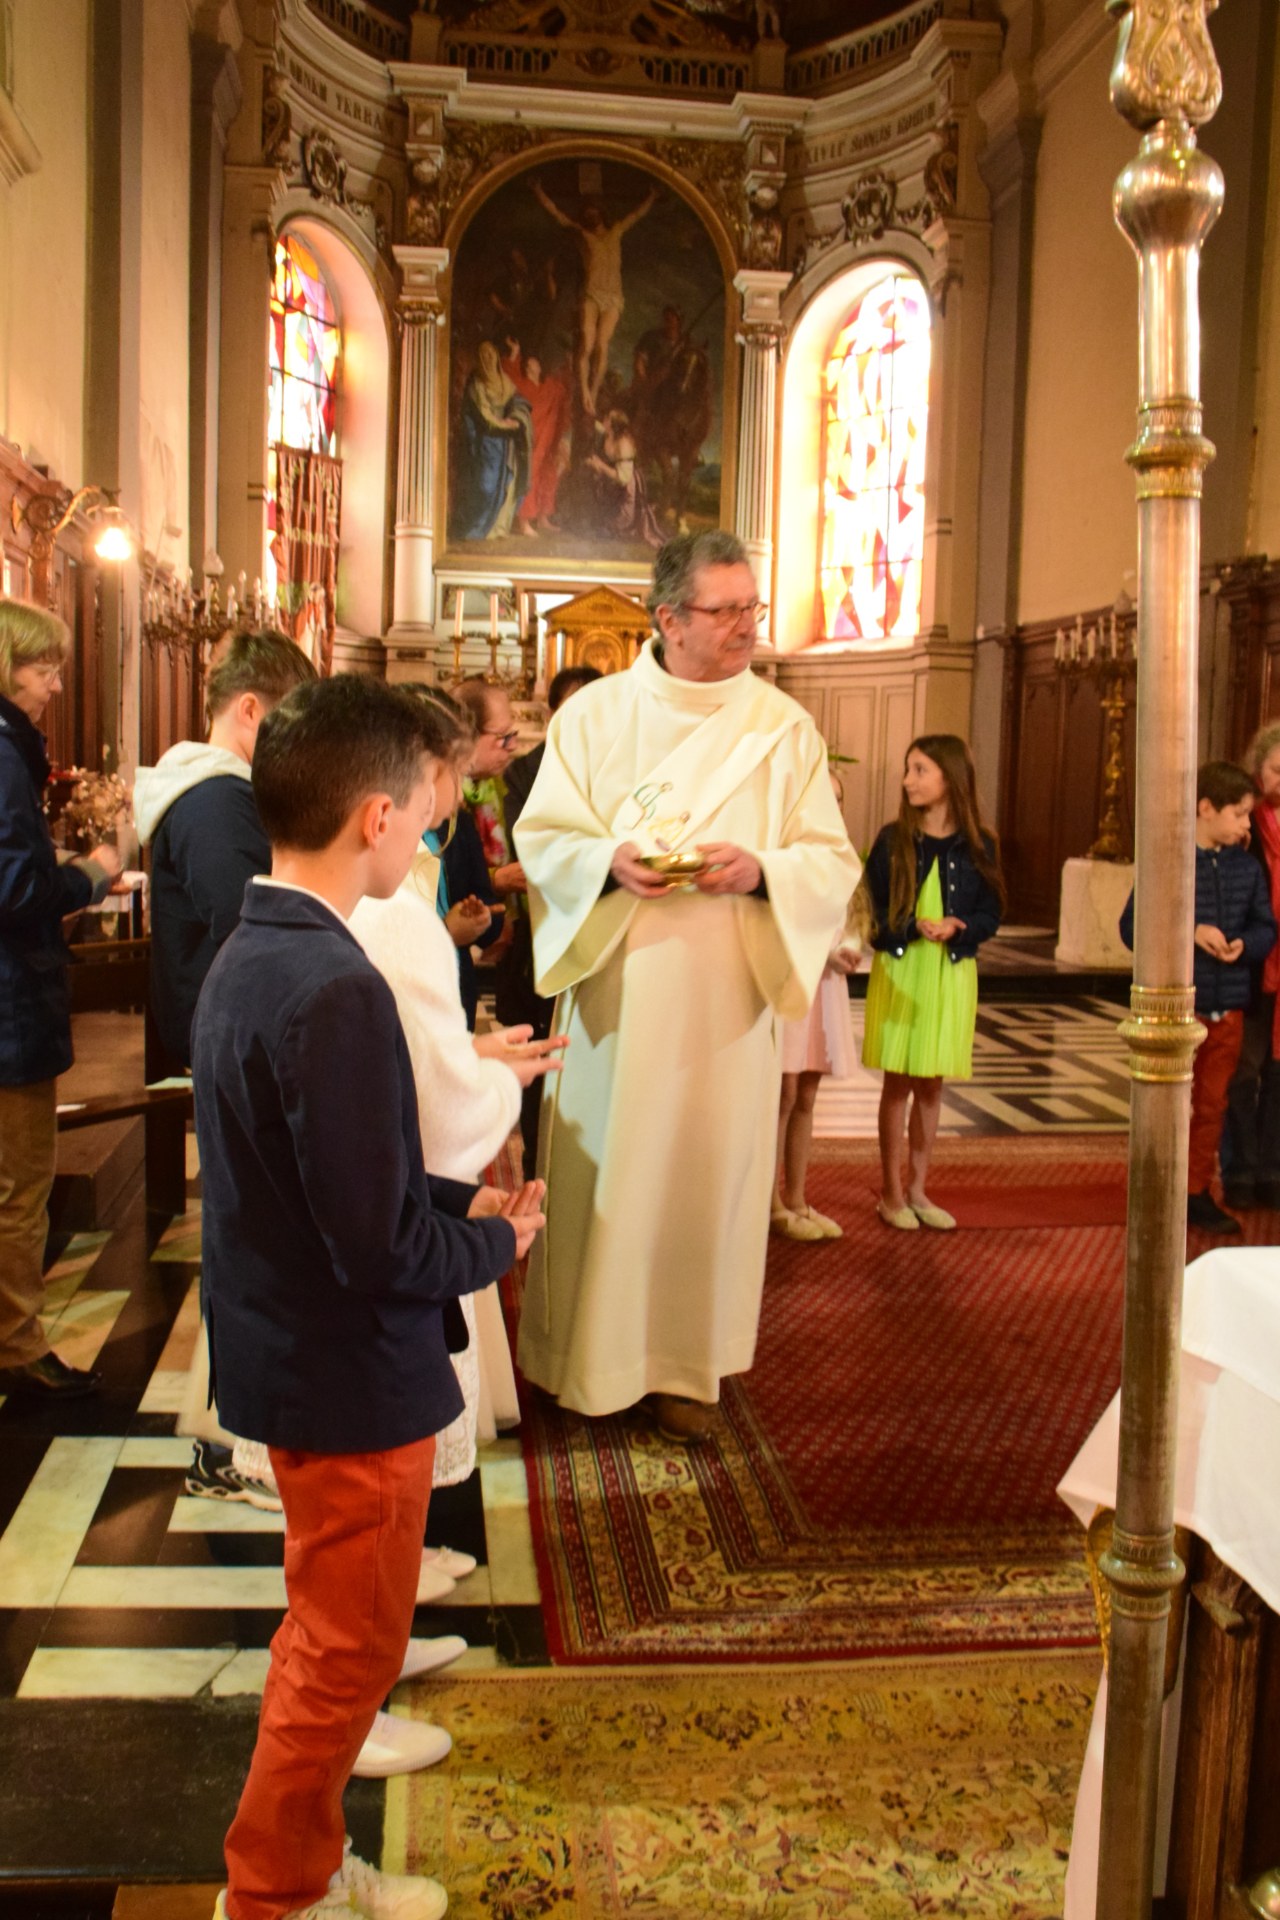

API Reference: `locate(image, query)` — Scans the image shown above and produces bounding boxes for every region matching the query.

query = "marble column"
[732,270,789,633]
[389,245,448,640]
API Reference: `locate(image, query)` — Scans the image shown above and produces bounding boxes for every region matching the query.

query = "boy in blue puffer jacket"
[1121,761,1277,1233]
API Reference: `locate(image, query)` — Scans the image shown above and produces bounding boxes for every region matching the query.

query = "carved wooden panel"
[1221,560,1280,759]
[1163,1538,1279,1920]
[998,618,1136,926]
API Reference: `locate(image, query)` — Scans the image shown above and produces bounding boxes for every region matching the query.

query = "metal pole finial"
[1107,0,1223,133]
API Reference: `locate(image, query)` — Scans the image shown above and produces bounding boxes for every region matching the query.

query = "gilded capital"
[1107,0,1222,132]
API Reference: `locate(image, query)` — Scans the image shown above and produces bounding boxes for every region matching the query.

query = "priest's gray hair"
[647,530,751,622]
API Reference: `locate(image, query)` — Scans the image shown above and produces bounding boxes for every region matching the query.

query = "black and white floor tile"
[0,996,1134,1903]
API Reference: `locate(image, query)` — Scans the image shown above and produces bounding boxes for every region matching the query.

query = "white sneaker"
[332,1841,448,1920]
[351,1709,452,1779]
[232,1436,281,1498]
[415,1558,457,1605]
[421,1544,477,1580]
[397,1635,467,1682]
[213,1889,358,1917]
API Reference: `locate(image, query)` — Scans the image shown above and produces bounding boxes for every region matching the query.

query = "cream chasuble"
[514,639,860,1416]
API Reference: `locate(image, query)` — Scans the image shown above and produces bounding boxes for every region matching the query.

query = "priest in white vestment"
[515,530,860,1441]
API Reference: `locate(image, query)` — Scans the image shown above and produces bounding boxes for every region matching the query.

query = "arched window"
[265,234,342,667]
[819,271,930,644]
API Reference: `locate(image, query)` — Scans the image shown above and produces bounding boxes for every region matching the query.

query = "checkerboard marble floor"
[0,995,1139,1906]
[0,998,1132,1721]
[816,994,1131,1138]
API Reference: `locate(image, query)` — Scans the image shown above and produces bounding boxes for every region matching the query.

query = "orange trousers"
[223,1435,435,1920]
[1189,1011,1244,1194]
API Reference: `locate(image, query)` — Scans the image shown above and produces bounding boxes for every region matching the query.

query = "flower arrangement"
[55,768,131,852]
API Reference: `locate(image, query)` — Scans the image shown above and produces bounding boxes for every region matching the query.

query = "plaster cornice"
[387,63,806,143]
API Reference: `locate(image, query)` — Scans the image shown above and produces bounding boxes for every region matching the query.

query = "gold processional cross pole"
[1099,2,1223,1915]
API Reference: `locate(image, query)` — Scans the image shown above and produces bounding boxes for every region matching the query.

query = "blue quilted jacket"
[1119,843,1276,1015]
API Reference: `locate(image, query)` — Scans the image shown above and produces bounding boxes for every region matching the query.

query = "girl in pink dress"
[772,782,864,1242]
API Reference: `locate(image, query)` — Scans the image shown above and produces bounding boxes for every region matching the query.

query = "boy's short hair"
[253,675,439,851]
[1197,760,1254,810]
[205,630,316,720]
[0,598,69,697]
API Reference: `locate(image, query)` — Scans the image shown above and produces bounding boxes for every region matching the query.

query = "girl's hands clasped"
[917,915,966,944]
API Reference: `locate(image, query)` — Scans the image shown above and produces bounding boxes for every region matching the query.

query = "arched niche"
[776,246,934,656]
[440,146,738,569]
[274,203,393,639]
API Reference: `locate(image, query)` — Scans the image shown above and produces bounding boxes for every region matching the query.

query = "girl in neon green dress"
[860,735,1004,1231]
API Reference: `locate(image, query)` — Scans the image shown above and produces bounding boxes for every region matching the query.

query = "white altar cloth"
[1058,1246,1280,1920]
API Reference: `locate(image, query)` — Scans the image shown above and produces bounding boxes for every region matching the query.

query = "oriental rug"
[387,1652,1099,1919]
[512,1137,1128,1664]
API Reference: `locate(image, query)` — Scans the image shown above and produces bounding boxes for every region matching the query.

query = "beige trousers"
[0,1078,57,1366]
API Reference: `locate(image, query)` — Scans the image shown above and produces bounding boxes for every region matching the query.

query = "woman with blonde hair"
[0,600,121,1397]
[1223,720,1280,1209]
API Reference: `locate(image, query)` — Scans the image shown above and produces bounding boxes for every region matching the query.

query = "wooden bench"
[57,1085,192,1223]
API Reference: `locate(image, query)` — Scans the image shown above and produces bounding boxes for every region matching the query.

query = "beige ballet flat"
[771,1205,826,1242]
[910,1198,957,1231]
[877,1199,920,1231]
[801,1205,843,1240]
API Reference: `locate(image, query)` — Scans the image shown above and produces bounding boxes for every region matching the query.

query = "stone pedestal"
[1056,856,1135,970]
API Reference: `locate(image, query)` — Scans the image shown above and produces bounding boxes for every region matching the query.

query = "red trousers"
[224,1436,435,1920]
[1189,1011,1244,1194]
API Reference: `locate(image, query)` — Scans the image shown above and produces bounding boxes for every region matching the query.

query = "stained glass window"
[819,272,930,644]
[265,235,340,604]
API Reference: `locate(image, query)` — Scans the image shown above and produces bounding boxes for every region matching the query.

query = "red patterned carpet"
[511,1136,1145,1665]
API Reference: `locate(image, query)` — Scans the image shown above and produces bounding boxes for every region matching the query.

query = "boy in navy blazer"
[193,676,544,1920]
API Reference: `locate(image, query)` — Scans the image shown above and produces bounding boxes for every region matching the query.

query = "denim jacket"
[864,824,1003,963]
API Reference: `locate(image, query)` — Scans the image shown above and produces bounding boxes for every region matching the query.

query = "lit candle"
[489,592,500,640]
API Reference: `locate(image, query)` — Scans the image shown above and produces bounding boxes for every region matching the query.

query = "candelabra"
[446,587,535,693]
[141,564,272,660]
[1053,595,1136,862]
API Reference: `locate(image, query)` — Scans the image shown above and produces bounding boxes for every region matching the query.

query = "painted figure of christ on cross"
[532,177,658,414]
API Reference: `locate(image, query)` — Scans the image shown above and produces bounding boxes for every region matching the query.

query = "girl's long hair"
[886,733,1006,929]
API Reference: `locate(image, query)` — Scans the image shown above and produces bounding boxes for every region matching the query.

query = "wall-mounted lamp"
[9,484,136,570]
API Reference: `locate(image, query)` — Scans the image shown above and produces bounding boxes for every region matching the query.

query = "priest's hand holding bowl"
[610,841,686,897]
[692,842,762,895]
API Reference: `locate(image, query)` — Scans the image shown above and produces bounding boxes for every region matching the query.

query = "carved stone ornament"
[842,169,896,243]
[302,131,348,206]
[406,157,443,245]
[923,131,958,217]
[650,138,746,251]
[746,206,783,269]
[1107,0,1223,132]
[439,123,539,225]
[459,0,740,51]
[262,61,292,168]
